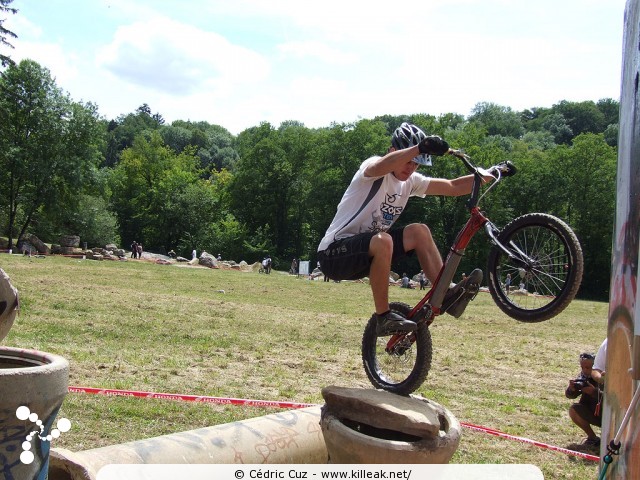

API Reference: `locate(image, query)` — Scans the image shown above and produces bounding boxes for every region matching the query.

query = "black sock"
[377,310,390,318]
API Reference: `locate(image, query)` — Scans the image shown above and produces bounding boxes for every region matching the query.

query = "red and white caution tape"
[461,421,599,462]
[68,386,315,409]
[68,385,599,462]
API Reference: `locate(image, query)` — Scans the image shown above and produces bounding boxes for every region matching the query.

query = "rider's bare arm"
[363,145,420,178]
[425,174,490,196]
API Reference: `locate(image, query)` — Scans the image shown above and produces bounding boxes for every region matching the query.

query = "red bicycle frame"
[410,206,488,319]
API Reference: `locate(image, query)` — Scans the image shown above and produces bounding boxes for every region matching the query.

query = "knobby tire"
[361,302,432,395]
[487,213,584,322]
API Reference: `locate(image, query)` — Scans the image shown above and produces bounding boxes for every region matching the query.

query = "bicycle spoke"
[498,224,571,311]
[373,335,415,385]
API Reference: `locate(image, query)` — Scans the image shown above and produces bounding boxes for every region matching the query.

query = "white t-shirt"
[318,156,431,251]
[593,338,607,372]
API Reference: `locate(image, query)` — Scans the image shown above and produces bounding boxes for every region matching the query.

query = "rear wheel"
[361,302,432,395]
[487,213,583,322]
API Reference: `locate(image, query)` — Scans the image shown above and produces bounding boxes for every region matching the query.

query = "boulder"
[20,234,50,254]
[59,235,80,248]
[86,251,103,261]
[198,252,218,268]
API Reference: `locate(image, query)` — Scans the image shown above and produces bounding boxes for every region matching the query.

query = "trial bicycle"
[361,149,584,395]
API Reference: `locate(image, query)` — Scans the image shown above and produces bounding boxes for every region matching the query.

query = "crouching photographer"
[566,352,603,448]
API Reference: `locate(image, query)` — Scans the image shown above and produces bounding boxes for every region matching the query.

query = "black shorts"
[571,402,602,427]
[318,228,411,281]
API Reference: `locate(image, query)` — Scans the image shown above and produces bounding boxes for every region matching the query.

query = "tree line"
[0,59,618,300]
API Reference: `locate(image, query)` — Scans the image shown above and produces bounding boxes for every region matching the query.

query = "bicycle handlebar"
[446,149,517,178]
[445,149,517,209]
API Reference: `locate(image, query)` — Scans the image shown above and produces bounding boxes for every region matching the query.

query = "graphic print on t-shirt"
[368,192,404,233]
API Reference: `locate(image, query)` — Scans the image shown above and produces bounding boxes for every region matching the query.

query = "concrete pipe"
[0,347,69,480]
[49,405,325,480]
[320,386,461,464]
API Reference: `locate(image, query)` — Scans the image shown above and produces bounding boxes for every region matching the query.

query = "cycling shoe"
[376,310,417,336]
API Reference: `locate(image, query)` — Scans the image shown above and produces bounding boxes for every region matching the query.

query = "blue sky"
[4,0,628,134]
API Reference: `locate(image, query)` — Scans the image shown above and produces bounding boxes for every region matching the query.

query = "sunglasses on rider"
[580,353,595,360]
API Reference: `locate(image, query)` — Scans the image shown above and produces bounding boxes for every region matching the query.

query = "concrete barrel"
[0,347,69,480]
[320,386,461,464]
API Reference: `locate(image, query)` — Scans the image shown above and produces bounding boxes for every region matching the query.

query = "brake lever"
[447,148,467,160]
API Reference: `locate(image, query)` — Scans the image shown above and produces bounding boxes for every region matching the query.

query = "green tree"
[469,102,524,138]
[552,134,616,299]
[108,131,207,251]
[541,113,573,144]
[552,100,606,137]
[161,120,238,176]
[596,98,619,126]
[0,0,17,67]
[0,59,104,248]
[103,104,164,166]
[231,123,296,258]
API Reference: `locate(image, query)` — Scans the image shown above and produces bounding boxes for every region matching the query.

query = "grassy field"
[0,253,608,478]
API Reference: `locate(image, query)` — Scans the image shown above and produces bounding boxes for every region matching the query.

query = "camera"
[572,375,590,391]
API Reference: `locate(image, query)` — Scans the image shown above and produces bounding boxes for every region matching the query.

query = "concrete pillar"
[602,0,640,477]
[49,406,325,480]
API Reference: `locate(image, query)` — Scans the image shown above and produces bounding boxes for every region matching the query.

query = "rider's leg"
[442,268,483,317]
[403,223,482,317]
[319,232,415,333]
[402,223,442,283]
[368,232,394,315]
[369,232,417,334]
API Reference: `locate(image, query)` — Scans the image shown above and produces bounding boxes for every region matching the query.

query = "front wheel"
[361,302,432,395]
[487,213,584,322]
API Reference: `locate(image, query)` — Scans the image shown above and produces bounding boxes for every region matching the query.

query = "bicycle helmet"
[391,122,432,166]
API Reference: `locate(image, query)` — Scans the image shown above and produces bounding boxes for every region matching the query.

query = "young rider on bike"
[317,123,486,335]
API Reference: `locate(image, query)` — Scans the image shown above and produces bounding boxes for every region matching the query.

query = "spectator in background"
[566,352,602,448]
[418,270,426,290]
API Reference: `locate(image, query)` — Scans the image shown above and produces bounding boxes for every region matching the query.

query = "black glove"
[418,136,449,156]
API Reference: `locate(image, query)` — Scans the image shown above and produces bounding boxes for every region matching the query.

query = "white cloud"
[5,13,41,40]
[10,39,80,86]
[277,41,357,65]
[4,0,626,134]
[96,17,270,97]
